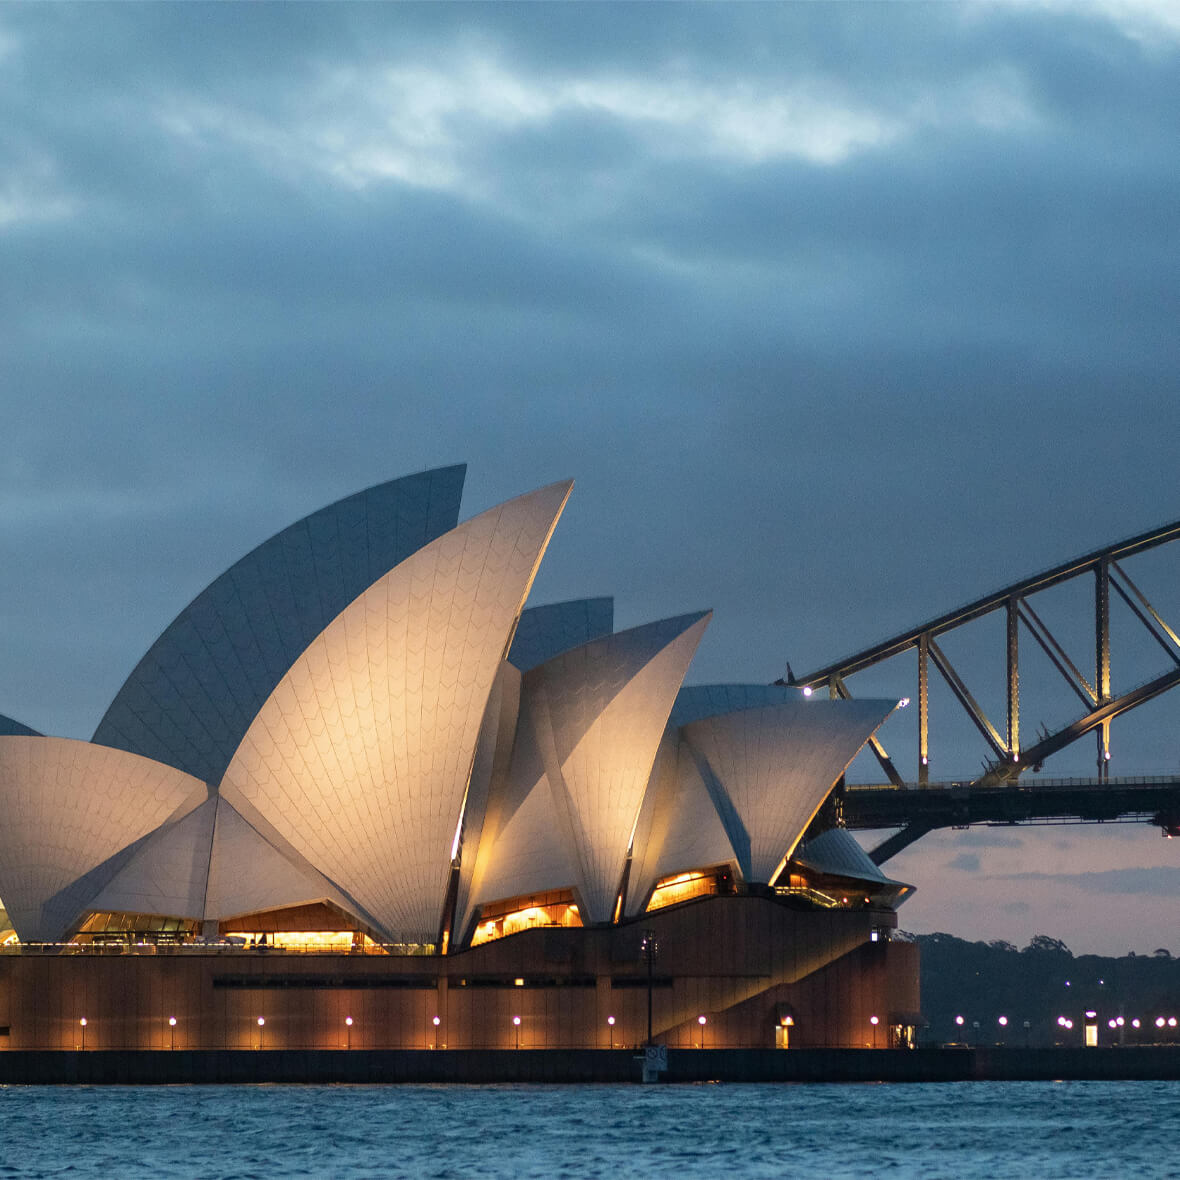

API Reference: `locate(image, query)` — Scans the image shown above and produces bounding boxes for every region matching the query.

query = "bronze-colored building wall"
[0,897,916,1052]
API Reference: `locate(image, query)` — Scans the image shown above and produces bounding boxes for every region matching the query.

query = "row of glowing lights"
[952,1014,1180,1031]
[72,1015,691,1033]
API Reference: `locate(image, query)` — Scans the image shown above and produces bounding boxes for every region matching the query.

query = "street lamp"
[641,930,658,1047]
[697,1015,707,1049]
[169,1016,177,1051]
[257,1016,265,1050]
[79,1017,87,1051]
[345,1016,353,1050]
[513,1015,521,1049]
[432,1015,441,1049]
[607,1015,616,1050]
[870,1015,879,1049]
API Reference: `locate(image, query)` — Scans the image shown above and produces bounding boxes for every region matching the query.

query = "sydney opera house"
[0,466,918,1052]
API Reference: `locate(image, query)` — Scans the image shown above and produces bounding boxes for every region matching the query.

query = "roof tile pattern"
[681,695,896,883]
[205,798,354,922]
[625,732,739,915]
[527,612,711,922]
[0,737,205,941]
[93,466,466,785]
[795,826,896,886]
[220,481,572,943]
[456,691,579,936]
[87,796,217,920]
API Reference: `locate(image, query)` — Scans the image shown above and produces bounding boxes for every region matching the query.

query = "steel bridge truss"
[786,517,1180,859]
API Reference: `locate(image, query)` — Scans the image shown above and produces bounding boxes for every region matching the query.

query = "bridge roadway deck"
[841,775,1180,833]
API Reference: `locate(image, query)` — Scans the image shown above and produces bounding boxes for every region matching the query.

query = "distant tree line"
[911,932,1180,1047]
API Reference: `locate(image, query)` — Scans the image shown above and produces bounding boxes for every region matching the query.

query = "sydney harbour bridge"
[784,517,1180,864]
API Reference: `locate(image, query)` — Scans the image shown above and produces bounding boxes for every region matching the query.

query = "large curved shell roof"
[219,480,573,944]
[0,736,205,942]
[92,465,466,786]
[514,611,711,923]
[680,694,897,883]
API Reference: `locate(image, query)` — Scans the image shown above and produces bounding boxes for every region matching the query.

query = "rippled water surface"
[1,1081,1177,1179]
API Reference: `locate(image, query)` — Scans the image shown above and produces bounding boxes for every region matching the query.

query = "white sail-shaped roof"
[524,611,711,923]
[0,737,205,942]
[795,826,893,883]
[87,795,218,920]
[204,798,359,923]
[625,732,739,916]
[508,598,614,672]
[219,480,573,943]
[93,465,466,786]
[456,691,581,938]
[680,693,897,884]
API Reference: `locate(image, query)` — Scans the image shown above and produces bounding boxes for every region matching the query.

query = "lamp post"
[345,1016,353,1050]
[432,1015,441,1050]
[257,1016,265,1050]
[607,1015,616,1050]
[641,930,658,1047]
[79,1017,87,1051]
[697,1015,707,1049]
[513,1015,521,1050]
[169,1016,177,1051]
[869,1015,879,1049]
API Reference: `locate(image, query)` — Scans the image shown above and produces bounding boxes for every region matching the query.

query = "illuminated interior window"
[775,864,908,911]
[470,889,582,947]
[74,912,199,944]
[223,930,386,953]
[645,868,722,912]
[219,902,397,953]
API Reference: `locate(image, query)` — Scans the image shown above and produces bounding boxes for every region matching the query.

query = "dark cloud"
[998,868,1180,897]
[1,2,1179,945]
[947,853,983,872]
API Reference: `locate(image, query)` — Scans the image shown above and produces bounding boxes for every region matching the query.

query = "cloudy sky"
[3,2,1180,955]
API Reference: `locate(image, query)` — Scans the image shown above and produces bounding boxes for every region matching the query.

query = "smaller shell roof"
[0,714,40,737]
[794,828,892,883]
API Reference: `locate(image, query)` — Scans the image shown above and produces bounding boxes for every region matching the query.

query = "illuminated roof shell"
[625,731,739,916]
[501,611,710,923]
[219,481,572,943]
[679,693,896,884]
[0,736,205,942]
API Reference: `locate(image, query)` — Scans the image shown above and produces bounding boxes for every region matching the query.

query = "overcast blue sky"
[3,1,1180,954]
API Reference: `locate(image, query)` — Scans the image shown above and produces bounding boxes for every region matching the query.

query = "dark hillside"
[914,933,1180,1047]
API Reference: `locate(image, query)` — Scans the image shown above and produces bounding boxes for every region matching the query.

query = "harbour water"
[1,1080,1177,1179]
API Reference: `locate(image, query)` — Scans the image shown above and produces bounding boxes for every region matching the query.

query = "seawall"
[3,1046,1180,1085]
